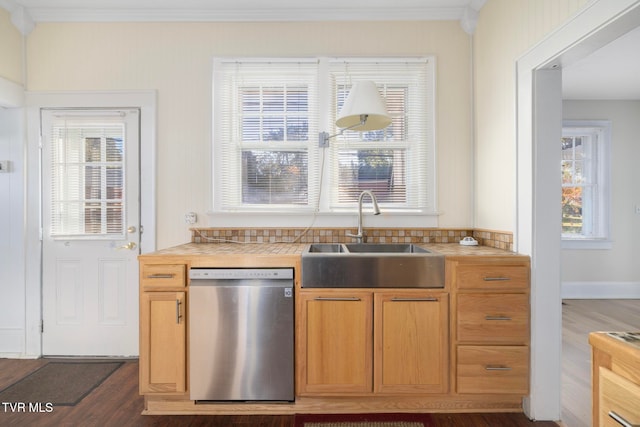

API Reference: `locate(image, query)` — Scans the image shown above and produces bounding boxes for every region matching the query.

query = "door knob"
[127,226,137,233]
[117,242,137,250]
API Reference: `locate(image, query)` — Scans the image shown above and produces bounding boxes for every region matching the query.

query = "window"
[213,57,435,215]
[328,59,434,211]
[214,60,319,211]
[47,113,127,239]
[561,120,611,248]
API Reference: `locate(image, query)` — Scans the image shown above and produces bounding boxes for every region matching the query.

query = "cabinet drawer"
[599,367,640,427]
[141,264,186,289]
[457,345,529,394]
[456,265,529,291]
[457,293,529,344]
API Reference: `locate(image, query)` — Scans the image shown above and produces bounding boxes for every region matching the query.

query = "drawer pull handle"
[485,365,512,371]
[314,297,361,302]
[176,299,182,324]
[609,411,639,427]
[483,277,511,282]
[391,297,438,302]
[485,315,512,321]
[147,274,175,279]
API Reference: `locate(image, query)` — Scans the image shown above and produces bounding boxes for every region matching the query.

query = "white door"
[41,109,140,356]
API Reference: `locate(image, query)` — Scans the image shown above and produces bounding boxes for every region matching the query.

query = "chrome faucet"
[346,190,381,243]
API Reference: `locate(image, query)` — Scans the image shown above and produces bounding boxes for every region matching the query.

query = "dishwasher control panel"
[189,268,293,280]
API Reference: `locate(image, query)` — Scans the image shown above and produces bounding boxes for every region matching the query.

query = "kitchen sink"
[301,243,444,288]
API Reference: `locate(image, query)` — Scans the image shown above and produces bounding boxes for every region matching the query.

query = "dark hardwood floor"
[0,357,558,427]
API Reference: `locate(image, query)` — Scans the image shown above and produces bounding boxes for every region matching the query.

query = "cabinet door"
[298,290,373,394]
[374,291,449,393]
[139,291,186,394]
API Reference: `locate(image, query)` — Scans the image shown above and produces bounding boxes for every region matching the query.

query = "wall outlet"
[0,160,9,173]
[184,212,197,224]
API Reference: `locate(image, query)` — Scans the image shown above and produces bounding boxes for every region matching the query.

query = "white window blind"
[48,113,126,238]
[328,59,435,211]
[215,60,319,210]
[213,57,435,214]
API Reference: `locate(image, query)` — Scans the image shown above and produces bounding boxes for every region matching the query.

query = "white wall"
[561,100,640,298]
[0,9,27,357]
[0,8,23,85]
[25,21,473,248]
[474,0,589,233]
[0,106,26,356]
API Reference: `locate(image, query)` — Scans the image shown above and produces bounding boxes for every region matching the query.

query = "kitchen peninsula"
[138,228,530,415]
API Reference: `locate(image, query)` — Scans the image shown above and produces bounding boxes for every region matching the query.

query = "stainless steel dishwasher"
[188,268,294,402]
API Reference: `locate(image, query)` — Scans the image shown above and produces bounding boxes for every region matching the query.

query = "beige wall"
[26,21,473,248]
[473,0,588,232]
[562,100,640,283]
[0,9,23,84]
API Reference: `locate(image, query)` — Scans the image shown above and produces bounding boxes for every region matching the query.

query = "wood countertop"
[139,242,527,259]
[589,332,640,368]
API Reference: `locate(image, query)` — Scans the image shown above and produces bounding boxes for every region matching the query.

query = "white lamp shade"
[335,81,392,131]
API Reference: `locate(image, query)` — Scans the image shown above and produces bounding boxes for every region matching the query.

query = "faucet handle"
[346,231,364,243]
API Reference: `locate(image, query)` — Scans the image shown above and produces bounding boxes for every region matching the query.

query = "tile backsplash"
[191,227,513,251]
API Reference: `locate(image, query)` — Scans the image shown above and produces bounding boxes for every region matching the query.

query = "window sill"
[561,238,612,250]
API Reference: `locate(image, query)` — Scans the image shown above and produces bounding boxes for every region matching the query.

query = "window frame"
[561,120,611,249]
[211,56,437,221]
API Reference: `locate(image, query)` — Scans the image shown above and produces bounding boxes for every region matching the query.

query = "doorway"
[516,0,640,420]
[24,91,156,357]
[41,108,140,356]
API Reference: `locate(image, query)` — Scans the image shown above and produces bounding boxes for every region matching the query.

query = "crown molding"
[26,7,465,23]
[0,0,35,35]
[3,1,487,34]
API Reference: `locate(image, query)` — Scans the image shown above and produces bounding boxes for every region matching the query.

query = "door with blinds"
[41,109,140,356]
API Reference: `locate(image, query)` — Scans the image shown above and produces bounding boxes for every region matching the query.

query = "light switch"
[0,160,9,173]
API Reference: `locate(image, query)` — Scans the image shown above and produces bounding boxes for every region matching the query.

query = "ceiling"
[562,25,640,100]
[2,0,639,100]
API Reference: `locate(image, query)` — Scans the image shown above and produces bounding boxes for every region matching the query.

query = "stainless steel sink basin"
[344,243,428,253]
[302,243,444,288]
[306,243,347,253]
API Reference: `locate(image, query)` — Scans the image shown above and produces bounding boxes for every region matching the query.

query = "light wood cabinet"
[375,291,449,394]
[456,293,529,344]
[298,288,448,395]
[139,263,187,395]
[456,345,529,394]
[599,367,640,427]
[298,290,373,394]
[590,332,640,427]
[141,263,186,290]
[451,258,530,396]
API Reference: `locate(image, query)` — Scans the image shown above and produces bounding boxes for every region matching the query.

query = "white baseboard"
[562,281,640,299]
